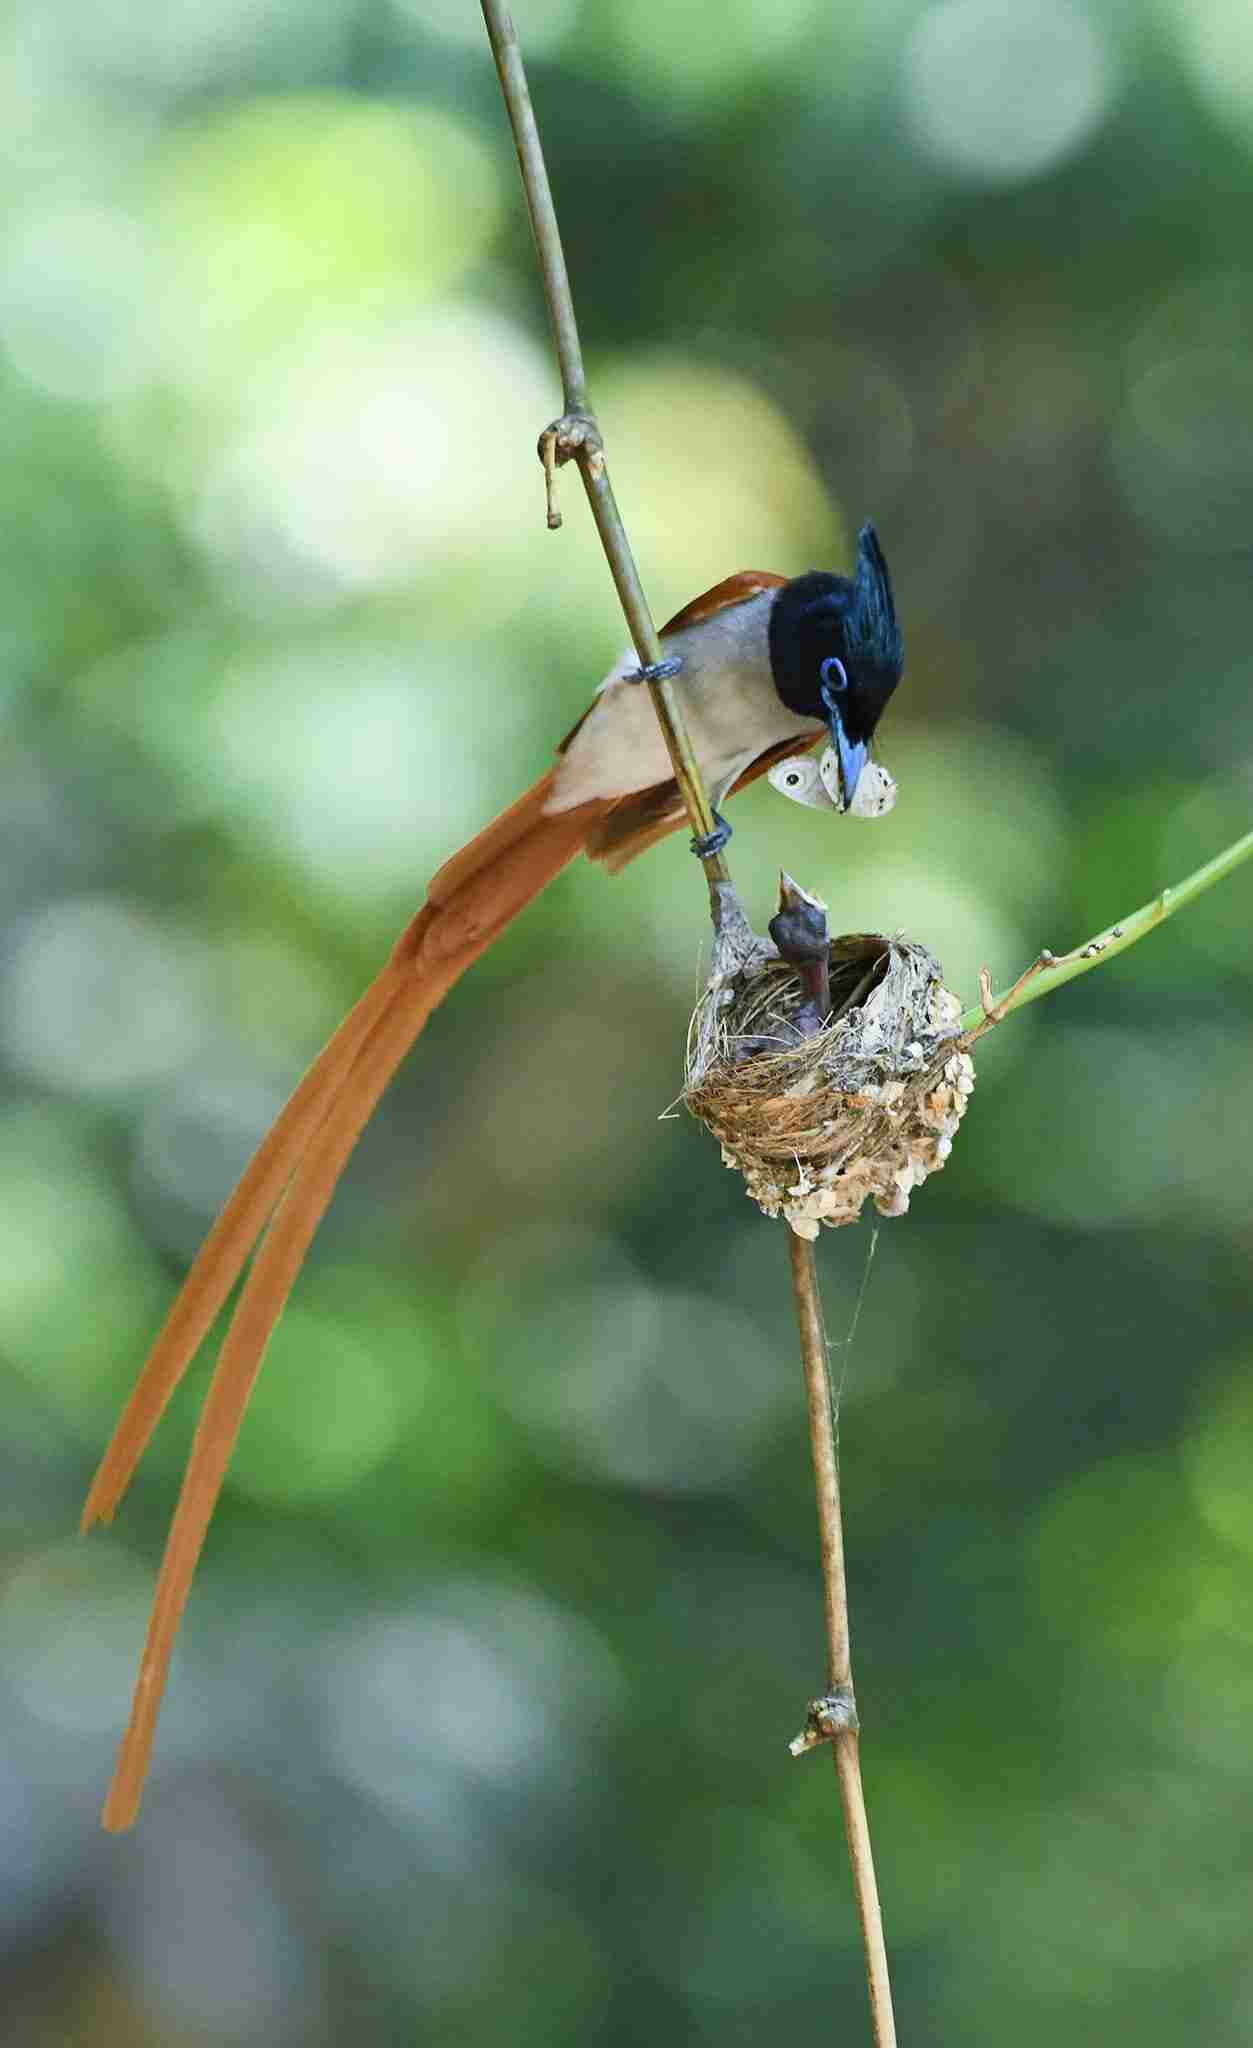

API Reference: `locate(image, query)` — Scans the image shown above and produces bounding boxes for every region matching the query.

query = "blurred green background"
[3,0,1253,2040]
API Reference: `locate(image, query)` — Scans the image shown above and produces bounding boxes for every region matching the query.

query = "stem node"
[538,411,605,527]
[789,1685,860,1756]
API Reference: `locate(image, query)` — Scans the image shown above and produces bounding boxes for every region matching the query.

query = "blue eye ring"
[818,659,847,724]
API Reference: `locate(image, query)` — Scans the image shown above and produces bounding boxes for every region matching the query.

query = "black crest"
[847,523,902,684]
[768,523,904,741]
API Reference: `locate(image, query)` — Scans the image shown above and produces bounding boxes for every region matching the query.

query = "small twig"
[538,424,561,529]
[478,0,729,894]
[961,825,1253,1038]
[973,950,1056,1033]
[537,412,604,529]
[787,1227,897,2048]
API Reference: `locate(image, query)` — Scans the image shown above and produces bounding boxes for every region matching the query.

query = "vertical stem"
[788,1226,898,2048]
[478,0,729,892]
[792,1224,851,1677]
[479,0,587,411]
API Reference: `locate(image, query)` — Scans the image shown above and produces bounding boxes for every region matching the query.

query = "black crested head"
[767,522,904,744]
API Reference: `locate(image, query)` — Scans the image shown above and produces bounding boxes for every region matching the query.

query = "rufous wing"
[660,570,787,637]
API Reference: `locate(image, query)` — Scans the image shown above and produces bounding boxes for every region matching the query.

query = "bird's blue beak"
[819,660,867,813]
[826,710,867,815]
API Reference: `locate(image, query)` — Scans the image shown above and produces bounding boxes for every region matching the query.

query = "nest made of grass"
[685,932,974,1237]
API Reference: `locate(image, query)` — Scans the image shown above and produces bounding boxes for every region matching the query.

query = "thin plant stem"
[962,825,1253,1037]
[788,1225,898,2048]
[478,0,729,890]
[480,10,895,2032]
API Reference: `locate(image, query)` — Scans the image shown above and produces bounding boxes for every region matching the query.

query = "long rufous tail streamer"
[88,771,604,1829]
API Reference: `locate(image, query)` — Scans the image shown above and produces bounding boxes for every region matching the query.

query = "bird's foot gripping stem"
[691,811,733,859]
[624,655,684,687]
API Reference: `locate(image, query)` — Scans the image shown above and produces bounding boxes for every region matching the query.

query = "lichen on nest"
[684,914,975,1239]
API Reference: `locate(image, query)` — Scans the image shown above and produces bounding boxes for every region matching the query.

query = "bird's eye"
[786,772,801,787]
[819,656,848,694]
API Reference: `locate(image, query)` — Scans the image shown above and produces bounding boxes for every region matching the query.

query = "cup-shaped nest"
[685,932,974,1239]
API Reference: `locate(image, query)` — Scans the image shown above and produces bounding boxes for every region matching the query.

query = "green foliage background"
[2,1,1253,2040]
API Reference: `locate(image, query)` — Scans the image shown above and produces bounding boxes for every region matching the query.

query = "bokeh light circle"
[902,0,1113,183]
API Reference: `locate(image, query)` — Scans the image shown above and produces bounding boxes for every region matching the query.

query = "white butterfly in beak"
[767,749,897,818]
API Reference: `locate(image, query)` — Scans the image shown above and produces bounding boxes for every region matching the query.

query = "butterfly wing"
[766,754,839,811]
[817,750,897,818]
[848,758,897,818]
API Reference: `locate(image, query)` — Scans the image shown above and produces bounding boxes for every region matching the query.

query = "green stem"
[960,826,1253,1037]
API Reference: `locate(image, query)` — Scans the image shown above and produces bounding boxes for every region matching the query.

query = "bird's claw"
[624,654,683,686]
[690,811,733,858]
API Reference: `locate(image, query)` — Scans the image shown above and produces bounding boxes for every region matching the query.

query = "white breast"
[546,591,823,813]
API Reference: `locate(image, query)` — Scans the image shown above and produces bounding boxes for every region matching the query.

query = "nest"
[685,926,975,1239]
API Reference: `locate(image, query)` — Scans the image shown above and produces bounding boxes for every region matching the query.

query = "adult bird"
[83,520,904,1829]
